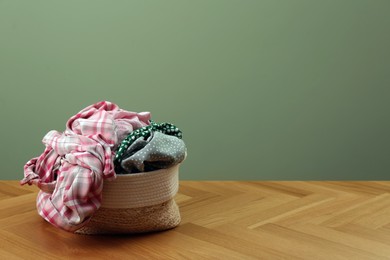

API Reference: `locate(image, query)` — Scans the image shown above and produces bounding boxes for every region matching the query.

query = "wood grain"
[1,180,390,259]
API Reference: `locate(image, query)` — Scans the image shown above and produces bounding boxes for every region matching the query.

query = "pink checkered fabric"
[20,101,150,232]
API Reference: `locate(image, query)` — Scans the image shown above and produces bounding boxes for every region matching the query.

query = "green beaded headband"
[114,120,182,166]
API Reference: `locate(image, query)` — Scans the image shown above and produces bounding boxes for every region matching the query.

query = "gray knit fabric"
[120,131,186,173]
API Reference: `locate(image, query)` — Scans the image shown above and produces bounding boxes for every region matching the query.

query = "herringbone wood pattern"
[2,181,390,259]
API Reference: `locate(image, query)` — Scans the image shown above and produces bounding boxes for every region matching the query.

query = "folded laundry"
[113,120,182,168]
[118,131,186,173]
[20,101,150,232]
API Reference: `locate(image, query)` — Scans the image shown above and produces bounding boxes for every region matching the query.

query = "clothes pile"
[20,101,186,232]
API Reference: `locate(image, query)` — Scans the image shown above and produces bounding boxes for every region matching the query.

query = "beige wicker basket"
[76,164,181,235]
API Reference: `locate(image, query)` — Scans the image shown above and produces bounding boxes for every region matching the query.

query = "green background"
[1,0,389,180]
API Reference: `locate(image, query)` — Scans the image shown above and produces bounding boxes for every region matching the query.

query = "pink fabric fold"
[21,101,150,231]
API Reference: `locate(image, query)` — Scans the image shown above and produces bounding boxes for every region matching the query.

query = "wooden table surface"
[2,180,390,259]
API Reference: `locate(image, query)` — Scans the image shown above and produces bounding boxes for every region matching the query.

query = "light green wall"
[1,0,389,180]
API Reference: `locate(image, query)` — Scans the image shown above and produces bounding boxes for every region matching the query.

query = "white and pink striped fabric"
[20,101,150,232]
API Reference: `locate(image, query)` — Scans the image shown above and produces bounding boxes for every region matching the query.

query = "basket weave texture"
[76,164,181,235]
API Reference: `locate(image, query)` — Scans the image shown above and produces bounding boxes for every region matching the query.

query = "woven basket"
[76,164,181,235]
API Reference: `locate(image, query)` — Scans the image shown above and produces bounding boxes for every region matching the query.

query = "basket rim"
[101,164,180,208]
[112,164,180,180]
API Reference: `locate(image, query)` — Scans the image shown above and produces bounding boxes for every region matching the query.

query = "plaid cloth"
[20,101,150,232]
